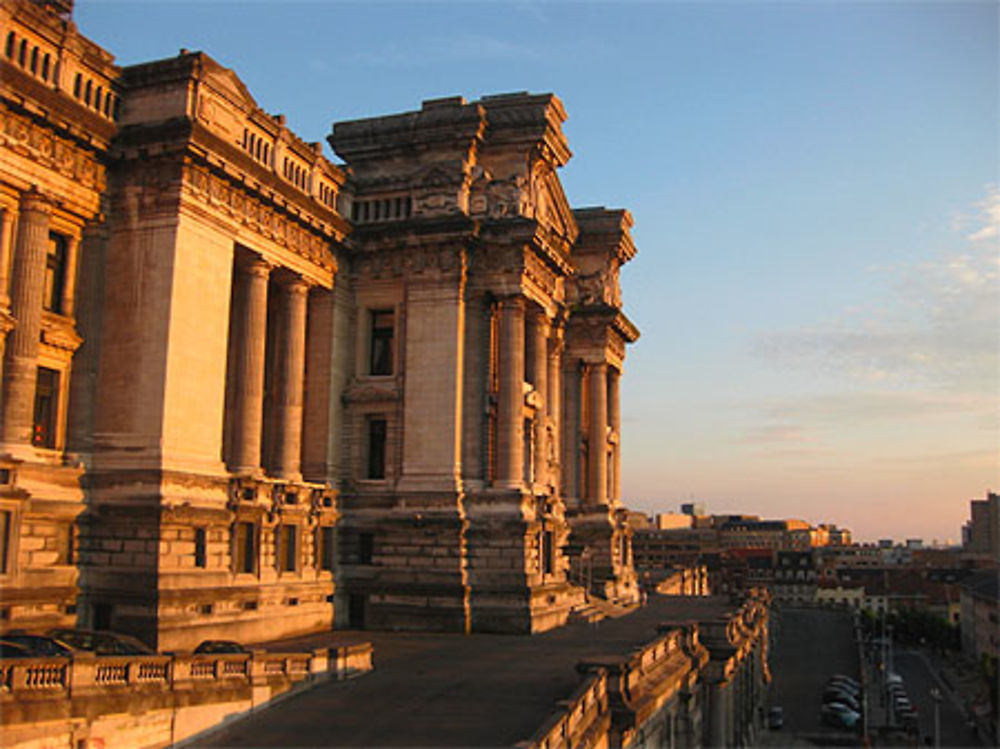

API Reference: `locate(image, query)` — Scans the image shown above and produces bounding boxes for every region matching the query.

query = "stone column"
[229,256,270,474]
[707,679,730,749]
[587,362,608,506]
[528,309,548,488]
[0,207,14,303]
[272,276,308,480]
[608,367,621,504]
[1,191,51,447]
[495,296,524,488]
[546,329,562,493]
[59,234,80,317]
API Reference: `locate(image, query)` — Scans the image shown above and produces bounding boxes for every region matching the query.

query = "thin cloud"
[753,187,1000,397]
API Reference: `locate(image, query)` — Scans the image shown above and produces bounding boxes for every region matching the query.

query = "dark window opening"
[41,53,49,80]
[542,530,554,575]
[0,510,11,575]
[234,521,256,574]
[279,525,297,572]
[359,532,374,565]
[194,527,207,568]
[29,46,38,73]
[4,32,14,59]
[32,367,58,448]
[73,73,81,98]
[369,310,394,375]
[18,39,26,66]
[44,232,67,313]
[366,418,387,479]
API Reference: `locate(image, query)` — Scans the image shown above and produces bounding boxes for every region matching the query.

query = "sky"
[75,0,998,543]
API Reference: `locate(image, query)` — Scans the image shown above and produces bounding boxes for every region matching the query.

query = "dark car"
[0,640,32,658]
[194,640,248,655]
[2,633,74,657]
[823,692,861,713]
[767,706,784,729]
[820,703,860,728]
[46,628,154,656]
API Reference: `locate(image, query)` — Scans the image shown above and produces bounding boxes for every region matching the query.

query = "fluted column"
[229,256,270,474]
[1,191,51,446]
[495,297,524,488]
[0,208,14,303]
[547,328,563,493]
[529,309,548,488]
[608,367,621,504]
[272,276,308,480]
[587,361,608,506]
[59,234,80,317]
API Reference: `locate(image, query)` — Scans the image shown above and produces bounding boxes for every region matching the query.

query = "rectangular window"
[369,310,394,375]
[542,530,554,575]
[317,525,335,571]
[359,532,374,565]
[367,418,387,479]
[279,525,297,572]
[234,521,256,574]
[0,510,10,574]
[194,527,207,568]
[44,232,67,313]
[32,367,59,448]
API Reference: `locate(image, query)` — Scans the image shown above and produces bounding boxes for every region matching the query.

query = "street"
[893,649,979,748]
[766,606,862,745]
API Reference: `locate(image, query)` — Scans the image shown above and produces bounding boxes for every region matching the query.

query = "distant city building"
[963,491,1000,561]
[656,512,693,530]
[680,501,705,516]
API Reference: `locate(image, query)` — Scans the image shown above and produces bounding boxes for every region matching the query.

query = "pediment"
[200,56,261,114]
[529,161,578,244]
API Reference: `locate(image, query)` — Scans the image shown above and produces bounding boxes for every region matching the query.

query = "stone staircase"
[568,595,639,624]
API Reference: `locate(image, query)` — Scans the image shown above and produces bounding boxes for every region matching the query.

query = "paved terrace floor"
[195,595,737,748]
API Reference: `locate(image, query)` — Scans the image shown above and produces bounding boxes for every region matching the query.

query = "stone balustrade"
[0,643,373,749]
[518,671,610,749]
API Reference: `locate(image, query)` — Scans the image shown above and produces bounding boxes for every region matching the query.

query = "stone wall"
[0,643,373,749]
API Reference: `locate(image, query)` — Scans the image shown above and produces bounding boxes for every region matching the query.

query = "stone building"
[0,0,640,646]
[0,0,117,634]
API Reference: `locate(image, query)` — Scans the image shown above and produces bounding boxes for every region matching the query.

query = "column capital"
[282,275,310,296]
[238,254,273,279]
[496,295,525,312]
[19,188,52,214]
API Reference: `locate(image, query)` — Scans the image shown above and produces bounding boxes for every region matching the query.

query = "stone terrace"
[197,595,744,747]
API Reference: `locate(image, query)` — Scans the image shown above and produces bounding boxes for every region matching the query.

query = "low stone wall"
[0,643,373,749]
[519,626,707,749]
[518,671,611,749]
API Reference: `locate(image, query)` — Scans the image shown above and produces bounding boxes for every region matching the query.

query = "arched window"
[94,86,103,111]
[18,38,27,66]
[103,93,112,116]
[262,143,269,164]
[4,32,14,59]
[41,53,50,81]
[73,73,81,98]
[84,80,91,106]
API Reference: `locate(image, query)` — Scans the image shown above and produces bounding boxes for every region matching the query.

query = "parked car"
[828,674,860,690]
[767,706,783,729]
[886,671,903,686]
[823,689,861,712]
[821,702,860,728]
[0,640,32,658]
[826,679,861,697]
[193,640,248,655]
[46,629,154,656]
[1,633,74,657]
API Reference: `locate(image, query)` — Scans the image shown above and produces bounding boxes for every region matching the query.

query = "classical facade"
[0,0,639,646]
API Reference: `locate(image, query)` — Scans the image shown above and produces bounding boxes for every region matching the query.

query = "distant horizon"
[75,0,999,542]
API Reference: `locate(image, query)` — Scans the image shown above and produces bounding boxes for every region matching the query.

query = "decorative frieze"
[181,163,337,275]
[0,108,105,193]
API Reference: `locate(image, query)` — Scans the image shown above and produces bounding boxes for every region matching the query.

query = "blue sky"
[77,0,998,541]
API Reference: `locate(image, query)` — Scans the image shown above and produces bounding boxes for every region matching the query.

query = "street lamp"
[930,687,941,749]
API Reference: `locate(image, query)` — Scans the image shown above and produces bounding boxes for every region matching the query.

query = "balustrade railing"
[0,644,366,704]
